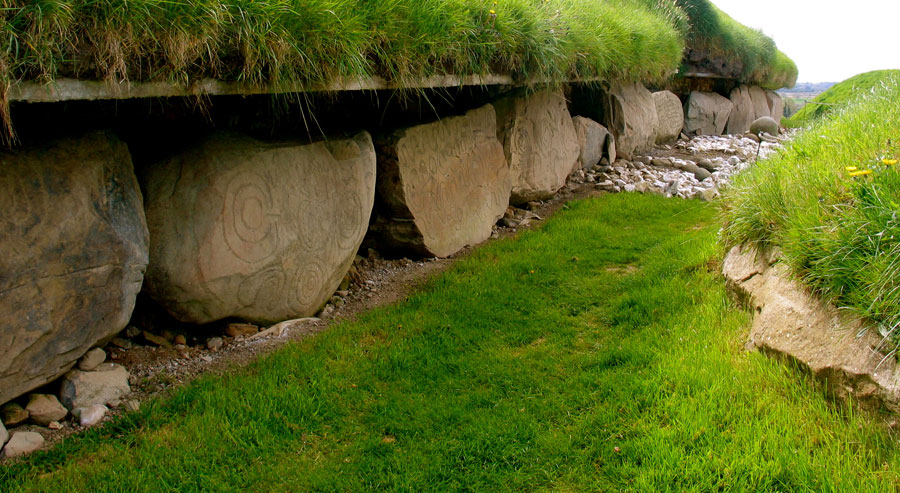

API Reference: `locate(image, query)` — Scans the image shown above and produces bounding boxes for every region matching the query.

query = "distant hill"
[778,82,835,94]
[789,70,900,124]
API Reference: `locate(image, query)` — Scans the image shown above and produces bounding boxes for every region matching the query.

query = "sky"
[711,0,900,83]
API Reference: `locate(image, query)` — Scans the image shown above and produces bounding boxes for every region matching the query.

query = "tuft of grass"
[722,72,900,342]
[3,194,899,491]
[789,69,900,125]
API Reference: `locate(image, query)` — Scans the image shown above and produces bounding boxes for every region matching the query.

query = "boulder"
[77,348,107,371]
[374,105,510,257]
[59,363,131,410]
[724,245,900,412]
[749,86,771,120]
[142,132,376,324]
[765,90,785,122]
[571,116,613,170]
[0,403,28,427]
[684,91,733,136]
[750,117,779,137]
[2,431,43,458]
[0,420,7,447]
[495,90,579,203]
[73,404,108,427]
[726,85,755,135]
[652,91,684,144]
[601,82,659,159]
[25,394,67,426]
[0,132,148,406]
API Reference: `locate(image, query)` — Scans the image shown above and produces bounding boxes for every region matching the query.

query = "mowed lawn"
[3,194,899,491]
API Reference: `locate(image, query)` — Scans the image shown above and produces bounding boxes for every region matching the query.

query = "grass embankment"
[676,0,797,89]
[789,69,900,125]
[723,73,900,341]
[4,194,899,490]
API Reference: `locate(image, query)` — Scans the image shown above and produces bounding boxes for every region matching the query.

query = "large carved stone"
[495,90,579,203]
[374,104,510,258]
[749,86,771,120]
[601,82,659,159]
[765,90,784,122]
[726,85,755,135]
[142,132,376,325]
[684,91,733,136]
[571,116,614,169]
[652,91,684,144]
[0,132,148,405]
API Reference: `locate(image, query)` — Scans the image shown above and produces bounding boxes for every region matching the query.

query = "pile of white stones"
[571,134,786,200]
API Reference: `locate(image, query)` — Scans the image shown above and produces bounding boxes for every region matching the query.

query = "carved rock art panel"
[495,90,579,204]
[652,91,684,144]
[0,132,148,404]
[142,132,376,325]
[375,104,511,258]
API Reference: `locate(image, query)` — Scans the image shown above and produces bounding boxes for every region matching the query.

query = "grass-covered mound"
[0,0,795,90]
[4,194,899,490]
[676,0,797,89]
[723,73,900,339]
[789,69,900,124]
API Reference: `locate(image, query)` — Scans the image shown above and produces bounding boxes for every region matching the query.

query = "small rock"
[632,156,651,165]
[743,132,760,143]
[77,348,107,371]
[624,183,636,193]
[125,326,141,339]
[47,421,63,430]
[319,305,335,318]
[25,394,68,426]
[111,337,133,349]
[174,334,187,345]
[336,290,350,297]
[161,330,176,342]
[651,157,673,168]
[682,163,712,181]
[499,217,519,228]
[0,403,29,427]
[74,405,107,427]
[696,158,717,172]
[206,337,224,351]
[59,364,131,410]
[124,400,140,412]
[107,399,121,408]
[339,274,351,291]
[225,323,258,338]
[750,116,779,137]
[0,420,7,446]
[330,296,345,308]
[142,331,172,348]
[1,431,43,458]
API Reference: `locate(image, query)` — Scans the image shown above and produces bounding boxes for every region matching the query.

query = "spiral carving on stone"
[291,257,326,312]
[223,171,279,264]
[236,267,286,313]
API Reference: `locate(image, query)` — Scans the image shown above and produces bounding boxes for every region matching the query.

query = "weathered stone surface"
[750,117,779,137]
[726,85,755,135]
[77,348,106,371]
[25,394,67,426]
[724,245,900,412]
[0,420,7,447]
[2,431,43,458]
[142,132,375,324]
[59,363,131,410]
[495,90,579,203]
[749,86,771,120]
[601,82,658,159]
[684,91,733,136]
[571,116,613,170]
[375,104,510,257]
[73,404,108,427]
[1,403,28,427]
[765,90,784,122]
[0,132,148,406]
[652,91,684,144]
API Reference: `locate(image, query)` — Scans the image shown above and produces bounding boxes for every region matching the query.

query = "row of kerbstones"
[0,88,600,407]
[684,85,784,136]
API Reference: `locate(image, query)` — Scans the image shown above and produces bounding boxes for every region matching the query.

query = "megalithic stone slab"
[495,90,579,204]
[0,132,148,405]
[571,116,613,170]
[601,82,659,160]
[685,91,734,136]
[652,91,684,144]
[374,104,510,258]
[142,132,376,325]
[765,90,785,122]
[726,85,755,135]
[749,86,771,120]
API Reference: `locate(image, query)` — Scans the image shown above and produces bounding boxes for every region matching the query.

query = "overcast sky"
[711,0,900,83]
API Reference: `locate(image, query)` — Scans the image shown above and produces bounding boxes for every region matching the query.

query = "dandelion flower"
[883,158,898,165]
[489,9,496,14]
[849,170,873,177]
[845,166,858,171]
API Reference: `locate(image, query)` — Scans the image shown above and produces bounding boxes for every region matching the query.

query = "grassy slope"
[723,73,900,339]
[4,194,899,491]
[789,69,900,124]
[676,0,797,89]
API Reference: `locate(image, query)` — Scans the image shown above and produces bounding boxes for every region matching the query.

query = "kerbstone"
[684,91,733,136]
[652,91,684,144]
[726,85,755,135]
[571,116,613,170]
[142,132,376,324]
[601,82,659,159]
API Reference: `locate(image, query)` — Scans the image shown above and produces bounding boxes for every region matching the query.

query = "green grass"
[3,194,899,491]
[723,73,900,342]
[789,69,900,125]
[676,0,797,89]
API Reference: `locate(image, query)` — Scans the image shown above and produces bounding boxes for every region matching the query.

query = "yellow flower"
[845,166,858,171]
[849,170,873,177]
[489,9,496,14]
[882,158,898,165]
